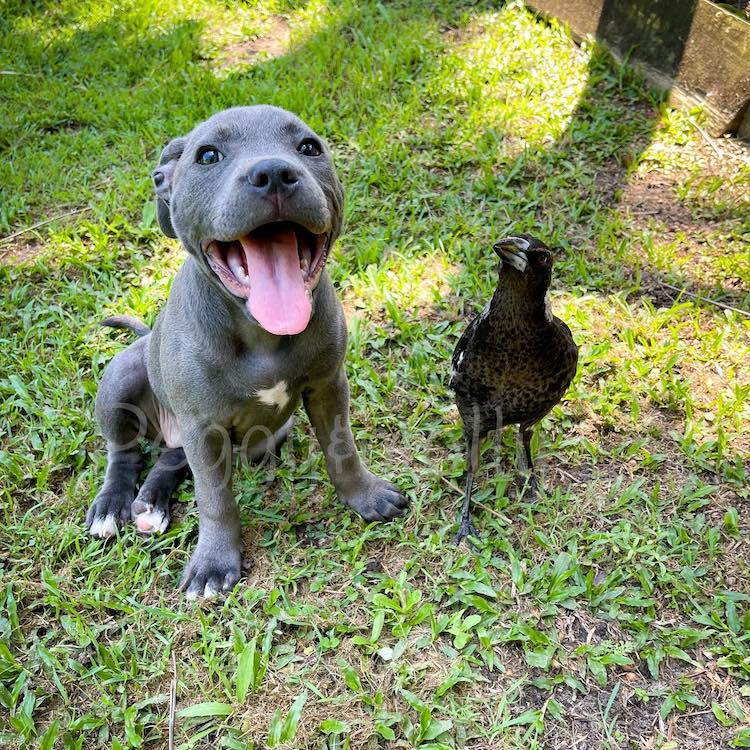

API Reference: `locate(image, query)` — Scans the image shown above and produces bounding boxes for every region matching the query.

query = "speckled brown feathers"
[450,234,578,544]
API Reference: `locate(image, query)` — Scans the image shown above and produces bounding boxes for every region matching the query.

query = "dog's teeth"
[299,246,313,277]
[226,245,249,285]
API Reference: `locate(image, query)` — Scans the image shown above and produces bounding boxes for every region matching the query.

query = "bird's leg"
[454,439,480,547]
[454,413,482,548]
[517,425,539,500]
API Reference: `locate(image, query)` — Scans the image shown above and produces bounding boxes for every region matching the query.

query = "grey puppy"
[86,105,407,599]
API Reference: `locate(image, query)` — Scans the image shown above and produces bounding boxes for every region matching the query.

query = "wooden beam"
[525,0,750,138]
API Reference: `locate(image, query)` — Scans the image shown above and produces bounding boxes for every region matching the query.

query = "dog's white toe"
[203,583,219,599]
[184,581,221,601]
[133,506,168,534]
[89,514,118,539]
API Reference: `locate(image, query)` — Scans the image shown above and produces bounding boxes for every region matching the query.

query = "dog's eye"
[196,147,224,165]
[297,138,322,157]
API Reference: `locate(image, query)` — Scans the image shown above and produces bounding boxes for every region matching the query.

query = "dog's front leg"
[178,421,242,599]
[303,369,407,521]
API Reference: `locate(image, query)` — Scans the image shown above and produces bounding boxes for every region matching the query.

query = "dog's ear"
[152,137,186,239]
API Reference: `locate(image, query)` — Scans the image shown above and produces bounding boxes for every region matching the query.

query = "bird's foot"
[518,473,540,501]
[453,518,482,550]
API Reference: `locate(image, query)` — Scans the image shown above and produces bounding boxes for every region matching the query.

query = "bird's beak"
[493,236,530,273]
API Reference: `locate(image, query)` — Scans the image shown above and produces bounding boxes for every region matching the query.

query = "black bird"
[449,235,578,545]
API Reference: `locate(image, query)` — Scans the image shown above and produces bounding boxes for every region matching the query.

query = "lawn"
[1,0,749,748]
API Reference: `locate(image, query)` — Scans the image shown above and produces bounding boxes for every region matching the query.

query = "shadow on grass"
[1,0,744,458]
[491,0,750,309]
[4,0,743,311]
[0,1,504,222]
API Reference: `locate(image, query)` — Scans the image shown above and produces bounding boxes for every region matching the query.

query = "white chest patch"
[256,380,290,410]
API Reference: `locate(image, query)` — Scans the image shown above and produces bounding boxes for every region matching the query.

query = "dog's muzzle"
[203,222,329,336]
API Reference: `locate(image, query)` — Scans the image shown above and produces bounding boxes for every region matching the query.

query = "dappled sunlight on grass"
[342,250,457,320]
[442,7,593,148]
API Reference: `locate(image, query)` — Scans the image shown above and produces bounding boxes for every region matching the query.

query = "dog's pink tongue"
[240,228,311,335]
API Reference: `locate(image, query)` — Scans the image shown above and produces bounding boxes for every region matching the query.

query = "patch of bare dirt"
[613,130,750,308]
[619,169,701,232]
[0,237,45,265]
[441,20,487,45]
[215,16,291,71]
[544,674,736,750]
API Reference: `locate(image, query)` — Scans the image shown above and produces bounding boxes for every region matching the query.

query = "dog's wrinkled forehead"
[186,106,323,156]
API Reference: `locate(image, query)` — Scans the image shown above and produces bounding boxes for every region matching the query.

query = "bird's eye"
[534,253,551,267]
[297,138,322,157]
[196,147,224,165]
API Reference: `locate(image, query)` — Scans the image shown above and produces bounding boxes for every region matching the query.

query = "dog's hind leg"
[87,338,150,538]
[131,447,189,534]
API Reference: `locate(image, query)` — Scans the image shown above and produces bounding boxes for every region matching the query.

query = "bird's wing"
[449,315,482,390]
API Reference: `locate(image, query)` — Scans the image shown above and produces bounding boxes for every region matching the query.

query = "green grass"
[1,0,750,748]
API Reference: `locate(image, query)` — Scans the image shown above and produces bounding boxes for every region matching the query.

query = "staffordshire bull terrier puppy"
[86,105,406,598]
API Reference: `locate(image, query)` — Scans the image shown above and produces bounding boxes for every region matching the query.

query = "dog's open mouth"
[203,222,329,336]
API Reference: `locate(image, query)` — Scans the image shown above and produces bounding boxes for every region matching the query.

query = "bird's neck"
[487,285,551,330]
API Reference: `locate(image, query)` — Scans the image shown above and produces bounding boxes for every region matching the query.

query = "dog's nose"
[247,159,300,195]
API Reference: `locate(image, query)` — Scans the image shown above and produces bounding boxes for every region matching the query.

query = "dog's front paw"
[131,496,169,534]
[86,490,133,539]
[179,542,241,600]
[339,471,408,522]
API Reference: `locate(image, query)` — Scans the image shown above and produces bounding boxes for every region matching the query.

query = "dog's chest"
[229,378,296,433]
[221,347,305,436]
